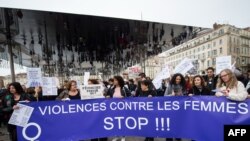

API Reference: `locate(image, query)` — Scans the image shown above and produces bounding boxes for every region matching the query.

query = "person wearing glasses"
[215,69,248,101]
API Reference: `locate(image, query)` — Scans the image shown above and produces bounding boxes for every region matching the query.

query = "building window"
[213,41,216,47]
[237,58,240,65]
[212,58,216,65]
[202,53,205,58]
[198,47,200,52]
[203,46,205,50]
[207,60,210,67]
[193,49,195,53]
[219,39,223,45]
[219,29,224,35]
[213,50,217,56]
[220,48,222,54]
[237,48,240,54]
[208,51,211,57]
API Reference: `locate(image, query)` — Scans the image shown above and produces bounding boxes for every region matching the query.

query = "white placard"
[8,103,34,127]
[216,56,232,74]
[84,72,90,85]
[27,68,42,87]
[174,58,194,75]
[152,65,171,89]
[79,84,104,99]
[42,77,58,96]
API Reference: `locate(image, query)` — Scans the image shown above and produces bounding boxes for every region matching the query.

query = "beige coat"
[215,81,248,101]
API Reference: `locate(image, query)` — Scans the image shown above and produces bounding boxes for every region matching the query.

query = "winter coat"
[215,81,248,101]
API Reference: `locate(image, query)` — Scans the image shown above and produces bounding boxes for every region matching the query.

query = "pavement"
[0,126,191,141]
[0,125,9,141]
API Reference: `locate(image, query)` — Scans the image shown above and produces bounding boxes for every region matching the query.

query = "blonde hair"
[216,69,238,89]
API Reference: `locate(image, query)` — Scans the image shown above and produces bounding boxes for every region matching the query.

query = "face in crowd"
[9,85,17,94]
[207,68,214,78]
[220,70,231,83]
[185,76,189,83]
[175,76,182,85]
[193,76,203,87]
[140,83,148,91]
[70,82,77,91]
[141,84,148,91]
[113,78,118,86]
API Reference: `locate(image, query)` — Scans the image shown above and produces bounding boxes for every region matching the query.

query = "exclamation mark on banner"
[166,118,170,131]
[161,118,164,131]
[156,118,159,131]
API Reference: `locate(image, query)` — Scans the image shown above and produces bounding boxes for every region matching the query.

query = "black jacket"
[135,81,155,97]
[139,90,157,97]
[203,75,218,91]
[128,84,137,92]
[188,86,212,95]
[107,86,131,98]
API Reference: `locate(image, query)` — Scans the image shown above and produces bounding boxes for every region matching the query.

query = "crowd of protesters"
[0,67,250,141]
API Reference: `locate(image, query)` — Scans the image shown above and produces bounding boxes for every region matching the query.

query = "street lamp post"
[4,8,15,82]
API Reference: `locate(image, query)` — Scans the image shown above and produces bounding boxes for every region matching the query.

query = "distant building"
[160,24,250,74]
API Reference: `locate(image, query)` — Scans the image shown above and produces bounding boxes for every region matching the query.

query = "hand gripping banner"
[17,96,250,141]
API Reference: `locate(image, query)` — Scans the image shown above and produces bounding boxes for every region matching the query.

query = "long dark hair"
[114,76,125,87]
[170,73,186,87]
[9,82,25,94]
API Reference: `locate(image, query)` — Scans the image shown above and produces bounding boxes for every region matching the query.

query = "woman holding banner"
[139,80,156,141]
[164,73,185,141]
[164,73,186,96]
[215,69,248,101]
[2,82,35,141]
[188,75,211,96]
[106,76,131,141]
[56,80,80,100]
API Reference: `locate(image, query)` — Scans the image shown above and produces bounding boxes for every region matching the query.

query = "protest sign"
[174,58,194,75]
[79,84,104,99]
[9,103,34,127]
[26,68,42,87]
[128,66,142,78]
[42,77,58,96]
[216,56,232,74]
[84,72,90,85]
[152,65,170,89]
